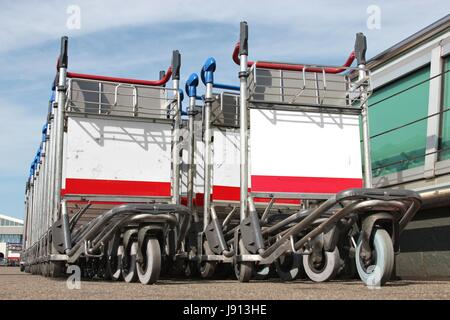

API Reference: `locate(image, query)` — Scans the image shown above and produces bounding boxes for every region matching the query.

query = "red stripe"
[213,185,242,201]
[212,186,301,205]
[251,175,363,194]
[62,178,171,197]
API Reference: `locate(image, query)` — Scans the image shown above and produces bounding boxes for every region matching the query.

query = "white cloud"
[1,0,448,56]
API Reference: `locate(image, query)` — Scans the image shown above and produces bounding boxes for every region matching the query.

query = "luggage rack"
[247,63,372,114]
[66,77,179,120]
[211,91,240,128]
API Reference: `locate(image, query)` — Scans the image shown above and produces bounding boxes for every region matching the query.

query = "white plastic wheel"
[136,238,161,285]
[275,253,303,281]
[355,229,394,287]
[122,241,138,283]
[303,247,340,282]
[106,244,123,281]
[234,239,253,282]
[199,241,217,279]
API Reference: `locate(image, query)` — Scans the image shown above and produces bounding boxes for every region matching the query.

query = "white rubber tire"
[355,229,394,287]
[234,239,253,283]
[275,253,303,281]
[136,238,161,285]
[303,247,340,282]
[122,242,138,283]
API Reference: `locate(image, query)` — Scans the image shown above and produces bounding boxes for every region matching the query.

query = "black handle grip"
[59,36,69,68]
[354,32,367,65]
[172,50,181,80]
[159,70,166,87]
[239,21,248,56]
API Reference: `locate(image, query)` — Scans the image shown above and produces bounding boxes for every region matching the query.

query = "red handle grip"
[67,67,173,86]
[232,42,355,74]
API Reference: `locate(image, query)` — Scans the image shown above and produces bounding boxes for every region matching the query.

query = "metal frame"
[231,22,423,285]
[21,38,189,283]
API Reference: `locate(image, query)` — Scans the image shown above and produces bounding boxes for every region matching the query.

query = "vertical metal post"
[171,50,181,205]
[54,37,68,218]
[186,73,199,222]
[203,81,213,229]
[188,96,196,212]
[355,32,372,188]
[424,45,443,178]
[239,21,249,221]
[49,89,58,223]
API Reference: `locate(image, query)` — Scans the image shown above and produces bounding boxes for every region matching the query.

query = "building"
[366,14,450,278]
[0,214,24,266]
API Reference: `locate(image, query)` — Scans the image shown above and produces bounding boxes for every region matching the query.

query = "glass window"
[368,65,430,177]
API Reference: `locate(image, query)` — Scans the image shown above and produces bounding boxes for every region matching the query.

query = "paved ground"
[1,267,449,300]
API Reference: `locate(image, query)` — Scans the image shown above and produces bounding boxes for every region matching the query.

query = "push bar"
[67,68,173,86]
[201,57,240,91]
[232,42,356,74]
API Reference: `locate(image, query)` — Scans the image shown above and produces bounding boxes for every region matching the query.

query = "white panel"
[213,128,240,187]
[250,109,362,179]
[64,117,172,182]
[194,121,205,194]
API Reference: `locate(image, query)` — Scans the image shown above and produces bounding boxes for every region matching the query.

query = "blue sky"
[0,0,449,219]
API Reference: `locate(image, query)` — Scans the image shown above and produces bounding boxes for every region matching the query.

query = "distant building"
[0,214,24,266]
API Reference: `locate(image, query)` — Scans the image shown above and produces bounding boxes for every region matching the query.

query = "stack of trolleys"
[230,22,422,287]
[21,37,191,285]
[184,60,243,279]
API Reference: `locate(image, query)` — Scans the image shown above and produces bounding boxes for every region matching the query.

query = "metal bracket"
[360,212,396,262]
[240,210,264,254]
[205,218,227,255]
[51,217,66,254]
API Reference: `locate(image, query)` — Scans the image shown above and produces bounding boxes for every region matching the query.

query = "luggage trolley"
[232,22,422,286]
[21,37,191,285]
[183,60,244,278]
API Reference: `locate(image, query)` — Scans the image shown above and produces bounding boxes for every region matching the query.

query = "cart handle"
[67,67,172,86]
[185,73,199,97]
[201,57,240,91]
[232,42,355,74]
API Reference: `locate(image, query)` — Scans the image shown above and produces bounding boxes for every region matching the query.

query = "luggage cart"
[21,37,190,285]
[231,22,422,286]
[186,60,243,278]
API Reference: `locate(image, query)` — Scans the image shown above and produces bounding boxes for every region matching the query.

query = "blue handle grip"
[185,73,199,97]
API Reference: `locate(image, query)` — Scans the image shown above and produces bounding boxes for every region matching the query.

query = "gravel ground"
[1,267,449,300]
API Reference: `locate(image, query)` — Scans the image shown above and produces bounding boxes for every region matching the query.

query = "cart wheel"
[105,234,123,281]
[122,241,138,283]
[253,264,271,280]
[303,247,340,282]
[275,253,303,281]
[183,260,199,278]
[48,261,65,278]
[199,240,217,279]
[41,262,49,277]
[234,239,253,283]
[136,238,161,285]
[355,229,394,287]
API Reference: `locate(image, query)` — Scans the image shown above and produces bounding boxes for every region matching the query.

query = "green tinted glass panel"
[439,56,450,160]
[368,66,430,177]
